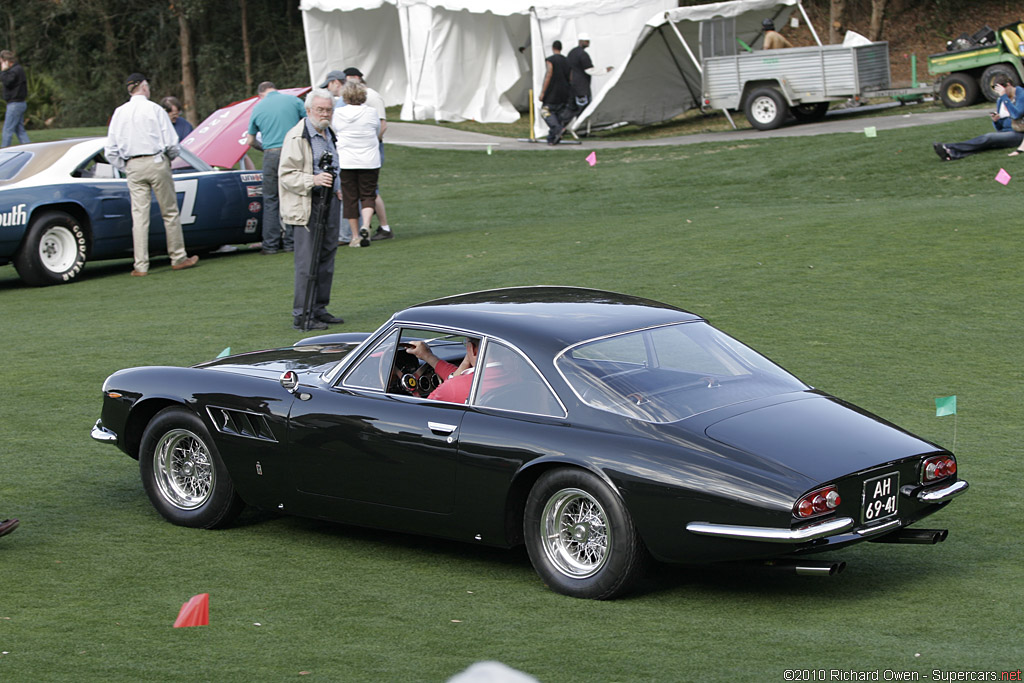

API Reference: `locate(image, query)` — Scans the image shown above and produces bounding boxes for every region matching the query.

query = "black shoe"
[293,317,328,331]
[932,142,951,161]
[358,227,371,247]
[370,228,394,241]
[316,312,345,324]
[260,248,279,255]
[282,246,294,253]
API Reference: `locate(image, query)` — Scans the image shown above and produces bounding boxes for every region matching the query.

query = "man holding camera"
[279,88,344,330]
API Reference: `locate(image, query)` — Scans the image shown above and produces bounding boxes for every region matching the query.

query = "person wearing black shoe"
[280,89,344,330]
[933,75,1024,161]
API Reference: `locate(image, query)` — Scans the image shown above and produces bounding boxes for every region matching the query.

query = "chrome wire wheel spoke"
[541,487,610,578]
[152,428,215,510]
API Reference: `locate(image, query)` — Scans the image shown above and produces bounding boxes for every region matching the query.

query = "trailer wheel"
[744,87,787,130]
[938,73,979,108]
[790,102,829,122]
[980,64,1020,102]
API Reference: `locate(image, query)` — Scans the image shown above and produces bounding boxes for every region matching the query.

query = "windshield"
[556,321,808,423]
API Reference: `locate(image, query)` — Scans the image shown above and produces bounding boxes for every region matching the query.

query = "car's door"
[286,328,468,520]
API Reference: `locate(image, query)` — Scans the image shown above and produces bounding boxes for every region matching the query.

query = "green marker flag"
[935,395,956,417]
[217,347,231,358]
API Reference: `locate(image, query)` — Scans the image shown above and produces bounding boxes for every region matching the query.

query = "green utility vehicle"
[929,21,1024,107]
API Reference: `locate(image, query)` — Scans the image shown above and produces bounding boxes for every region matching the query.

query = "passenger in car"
[406,338,480,404]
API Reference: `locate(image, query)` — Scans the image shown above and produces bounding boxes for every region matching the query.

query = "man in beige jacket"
[279,88,344,330]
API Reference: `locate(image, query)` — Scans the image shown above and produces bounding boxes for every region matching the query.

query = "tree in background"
[0,0,306,128]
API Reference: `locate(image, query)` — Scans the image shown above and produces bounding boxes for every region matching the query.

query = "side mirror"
[280,370,299,394]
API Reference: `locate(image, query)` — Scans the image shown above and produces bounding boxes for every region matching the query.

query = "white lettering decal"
[0,203,28,228]
[174,179,199,225]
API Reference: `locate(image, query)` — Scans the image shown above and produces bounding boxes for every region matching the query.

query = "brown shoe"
[0,518,19,538]
[171,255,199,271]
[131,270,148,277]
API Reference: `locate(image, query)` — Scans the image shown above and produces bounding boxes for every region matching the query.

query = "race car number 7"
[174,179,198,225]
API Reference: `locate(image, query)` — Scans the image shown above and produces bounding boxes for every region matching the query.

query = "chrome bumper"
[917,479,969,503]
[90,419,117,444]
[686,516,854,544]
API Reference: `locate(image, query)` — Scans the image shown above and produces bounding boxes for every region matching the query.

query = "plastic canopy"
[572,0,803,131]
[299,0,677,132]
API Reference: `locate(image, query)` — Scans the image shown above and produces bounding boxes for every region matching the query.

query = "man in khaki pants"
[104,72,198,276]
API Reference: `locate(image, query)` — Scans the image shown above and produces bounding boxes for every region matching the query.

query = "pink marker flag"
[996,168,1011,185]
[585,151,597,166]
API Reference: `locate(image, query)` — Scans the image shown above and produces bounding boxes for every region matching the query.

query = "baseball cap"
[125,72,147,88]
[318,69,347,88]
[578,32,591,41]
[343,67,364,78]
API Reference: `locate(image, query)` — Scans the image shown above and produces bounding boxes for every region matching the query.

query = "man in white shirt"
[104,72,198,276]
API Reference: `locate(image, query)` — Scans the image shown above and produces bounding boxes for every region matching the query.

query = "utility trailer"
[703,41,926,130]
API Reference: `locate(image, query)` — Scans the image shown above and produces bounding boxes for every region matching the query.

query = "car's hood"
[703,394,944,483]
[195,341,361,379]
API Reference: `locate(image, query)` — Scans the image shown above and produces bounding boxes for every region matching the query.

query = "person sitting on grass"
[933,75,1024,161]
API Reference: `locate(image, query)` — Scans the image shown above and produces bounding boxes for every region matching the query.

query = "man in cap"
[105,73,198,276]
[246,81,307,254]
[321,67,394,243]
[762,19,793,49]
[566,33,613,122]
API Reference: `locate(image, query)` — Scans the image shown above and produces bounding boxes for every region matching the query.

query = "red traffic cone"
[173,593,209,628]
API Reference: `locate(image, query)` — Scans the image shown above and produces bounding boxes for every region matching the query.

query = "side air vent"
[206,406,278,442]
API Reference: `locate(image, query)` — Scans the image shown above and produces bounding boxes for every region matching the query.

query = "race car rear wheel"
[524,468,647,599]
[13,210,88,286]
[140,406,244,529]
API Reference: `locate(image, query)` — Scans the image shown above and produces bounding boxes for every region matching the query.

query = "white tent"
[573,0,810,131]
[299,0,676,128]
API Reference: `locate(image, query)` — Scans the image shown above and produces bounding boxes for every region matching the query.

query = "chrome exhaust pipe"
[871,528,948,545]
[763,559,846,576]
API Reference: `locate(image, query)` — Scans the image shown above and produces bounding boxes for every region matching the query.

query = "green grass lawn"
[1,117,1021,681]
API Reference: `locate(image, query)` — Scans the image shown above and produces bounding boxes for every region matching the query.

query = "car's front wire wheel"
[524,468,647,599]
[140,406,243,528]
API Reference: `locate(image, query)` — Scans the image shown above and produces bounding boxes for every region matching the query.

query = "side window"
[473,341,564,417]
[344,329,399,391]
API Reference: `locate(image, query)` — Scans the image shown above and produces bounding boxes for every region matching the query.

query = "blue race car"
[0,138,263,285]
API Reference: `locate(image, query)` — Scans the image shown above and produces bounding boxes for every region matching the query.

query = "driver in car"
[406,338,479,404]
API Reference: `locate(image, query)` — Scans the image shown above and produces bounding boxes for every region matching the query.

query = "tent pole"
[529,89,536,141]
[665,12,736,130]
[797,2,822,46]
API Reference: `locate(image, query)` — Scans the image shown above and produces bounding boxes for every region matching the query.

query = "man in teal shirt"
[246,81,305,253]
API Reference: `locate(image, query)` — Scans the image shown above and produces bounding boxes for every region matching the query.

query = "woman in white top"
[332,82,382,247]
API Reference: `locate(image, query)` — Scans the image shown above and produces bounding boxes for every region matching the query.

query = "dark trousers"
[290,194,340,318]
[946,130,1023,159]
[261,147,293,250]
[543,103,571,144]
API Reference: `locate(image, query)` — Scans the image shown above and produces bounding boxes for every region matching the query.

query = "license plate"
[862,471,899,523]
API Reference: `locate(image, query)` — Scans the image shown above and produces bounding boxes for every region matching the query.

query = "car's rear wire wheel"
[139,406,243,529]
[524,468,647,599]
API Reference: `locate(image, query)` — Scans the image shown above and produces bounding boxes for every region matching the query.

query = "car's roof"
[0,138,98,186]
[395,286,703,354]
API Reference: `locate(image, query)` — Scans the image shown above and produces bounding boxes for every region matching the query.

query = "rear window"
[556,322,808,423]
[0,150,32,180]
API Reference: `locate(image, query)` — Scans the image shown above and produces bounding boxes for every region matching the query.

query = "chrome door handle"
[428,421,458,435]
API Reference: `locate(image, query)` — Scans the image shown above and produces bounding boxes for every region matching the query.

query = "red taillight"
[922,454,957,483]
[794,485,841,519]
